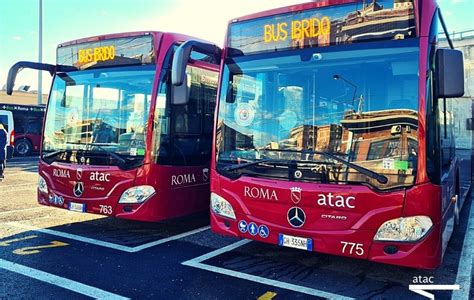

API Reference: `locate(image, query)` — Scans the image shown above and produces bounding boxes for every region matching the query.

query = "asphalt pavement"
[0,157,472,299]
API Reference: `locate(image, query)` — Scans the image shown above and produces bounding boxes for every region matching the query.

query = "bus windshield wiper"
[261,149,388,184]
[222,158,289,171]
[66,142,127,166]
[42,149,71,163]
[42,150,65,159]
[86,142,127,165]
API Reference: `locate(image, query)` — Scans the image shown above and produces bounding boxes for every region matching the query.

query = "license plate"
[69,202,86,213]
[278,233,312,251]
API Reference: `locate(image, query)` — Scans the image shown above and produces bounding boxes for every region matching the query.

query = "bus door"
[165,61,218,214]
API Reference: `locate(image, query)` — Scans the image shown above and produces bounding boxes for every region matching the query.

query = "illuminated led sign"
[57,35,154,69]
[264,16,331,43]
[229,0,415,56]
[78,46,115,64]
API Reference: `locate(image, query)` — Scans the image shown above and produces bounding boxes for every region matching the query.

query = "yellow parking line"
[258,291,277,300]
[13,241,69,255]
[0,235,38,246]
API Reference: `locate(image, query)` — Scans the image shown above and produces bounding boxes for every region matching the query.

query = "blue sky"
[0,0,473,93]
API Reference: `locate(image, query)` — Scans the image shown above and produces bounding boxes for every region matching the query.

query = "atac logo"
[290,187,302,204]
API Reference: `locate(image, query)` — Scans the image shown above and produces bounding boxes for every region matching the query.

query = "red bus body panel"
[14,133,41,152]
[211,171,444,269]
[39,163,209,222]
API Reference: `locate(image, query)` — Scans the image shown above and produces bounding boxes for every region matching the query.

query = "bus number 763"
[99,205,113,215]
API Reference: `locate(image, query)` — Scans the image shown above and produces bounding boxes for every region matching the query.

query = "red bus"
[0,103,45,156]
[173,0,469,269]
[7,31,220,221]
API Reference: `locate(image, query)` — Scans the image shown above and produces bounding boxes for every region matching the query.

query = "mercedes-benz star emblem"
[76,168,83,180]
[73,182,84,197]
[287,207,306,228]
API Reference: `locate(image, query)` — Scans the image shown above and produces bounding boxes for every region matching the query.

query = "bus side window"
[171,65,218,165]
[15,116,27,134]
[28,118,43,135]
[438,99,455,170]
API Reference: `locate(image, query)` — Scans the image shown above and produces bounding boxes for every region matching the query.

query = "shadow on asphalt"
[5,156,39,174]
[43,211,211,247]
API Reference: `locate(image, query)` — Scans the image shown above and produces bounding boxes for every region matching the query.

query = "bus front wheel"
[15,139,32,156]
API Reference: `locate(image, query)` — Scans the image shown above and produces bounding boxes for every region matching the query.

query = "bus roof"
[228,0,360,24]
[56,31,214,69]
[57,31,202,48]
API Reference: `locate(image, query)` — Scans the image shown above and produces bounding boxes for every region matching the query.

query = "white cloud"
[12,36,22,41]
[450,0,465,4]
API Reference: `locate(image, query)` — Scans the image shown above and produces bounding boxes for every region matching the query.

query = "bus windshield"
[216,41,420,189]
[43,65,155,167]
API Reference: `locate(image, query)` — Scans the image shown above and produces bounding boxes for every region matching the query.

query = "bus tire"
[15,139,32,156]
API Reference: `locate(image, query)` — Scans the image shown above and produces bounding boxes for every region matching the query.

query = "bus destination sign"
[229,0,415,56]
[78,46,115,64]
[57,35,155,69]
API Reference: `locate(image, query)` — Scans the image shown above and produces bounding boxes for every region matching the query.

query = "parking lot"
[0,157,472,299]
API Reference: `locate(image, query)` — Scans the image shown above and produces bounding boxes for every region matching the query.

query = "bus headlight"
[119,186,155,204]
[38,176,48,194]
[374,216,433,242]
[211,193,236,220]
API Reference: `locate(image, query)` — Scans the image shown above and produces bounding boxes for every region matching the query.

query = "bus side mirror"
[6,61,75,95]
[171,39,221,86]
[435,49,464,98]
[171,73,190,105]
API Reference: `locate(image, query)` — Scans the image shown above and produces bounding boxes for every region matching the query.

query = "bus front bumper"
[211,212,442,269]
[37,189,163,222]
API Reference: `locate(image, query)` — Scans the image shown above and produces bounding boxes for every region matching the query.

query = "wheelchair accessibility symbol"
[258,225,269,238]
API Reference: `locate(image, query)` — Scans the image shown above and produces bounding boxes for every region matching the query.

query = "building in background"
[0,90,47,106]
[440,30,473,150]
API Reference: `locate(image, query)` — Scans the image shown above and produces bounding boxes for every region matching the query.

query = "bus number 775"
[341,241,364,256]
